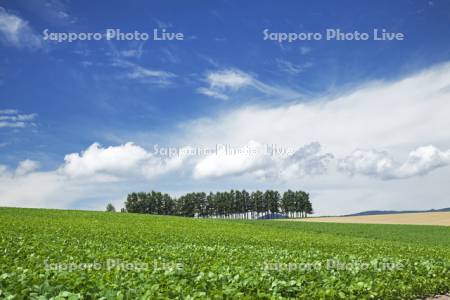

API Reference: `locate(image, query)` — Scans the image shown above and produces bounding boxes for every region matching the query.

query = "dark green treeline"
[124,190,312,219]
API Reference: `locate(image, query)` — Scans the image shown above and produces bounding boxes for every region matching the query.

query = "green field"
[0,208,449,299]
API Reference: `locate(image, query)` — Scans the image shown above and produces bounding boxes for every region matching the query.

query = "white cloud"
[0,171,66,208]
[59,142,187,182]
[0,7,42,49]
[337,149,393,178]
[0,109,18,114]
[275,142,334,180]
[0,167,131,209]
[0,162,67,209]
[196,69,253,100]
[193,141,333,181]
[193,141,270,179]
[185,62,450,157]
[0,121,26,128]
[396,146,450,178]
[196,87,229,100]
[207,69,253,90]
[112,59,176,86]
[0,142,194,209]
[0,165,7,176]
[0,109,37,128]
[2,62,450,214]
[0,142,193,210]
[0,113,36,122]
[276,58,312,75]
[15,159,40,176]
[338,145,450,180]
[177,61,450,213]
[197,68,301,100]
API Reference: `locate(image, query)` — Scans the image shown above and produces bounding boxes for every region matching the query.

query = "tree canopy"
[123,190,312,219]
[105,203,116,212]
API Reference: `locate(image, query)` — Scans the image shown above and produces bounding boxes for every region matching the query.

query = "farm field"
[290,212,450,226]
[0,207,449,299]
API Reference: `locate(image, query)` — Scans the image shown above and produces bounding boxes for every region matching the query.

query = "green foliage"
[124,189,312,219]
[105,203,115,212]
[0,207,449,299]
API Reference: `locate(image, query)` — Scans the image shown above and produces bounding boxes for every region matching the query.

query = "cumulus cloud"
[337,149,393,178]
[276,142,334,180]
[15,159,40,176]
[338,145,450,180]
[0,109,37,128]
[395,146,450,178]
[193,141,270,179]
[193,141,333,180]
[59,142,187,182]
[0,160,41,178]
[0,7,42,49]
[3,62,450,214]
[184,62,450,159]
[0,144,188,209]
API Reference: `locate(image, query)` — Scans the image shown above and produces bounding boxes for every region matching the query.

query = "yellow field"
[292,211,450,226]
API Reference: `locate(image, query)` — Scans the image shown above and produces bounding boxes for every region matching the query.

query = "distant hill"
[344,207,450,217]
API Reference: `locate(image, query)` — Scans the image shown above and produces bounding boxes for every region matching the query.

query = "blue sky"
[1,0,450,214]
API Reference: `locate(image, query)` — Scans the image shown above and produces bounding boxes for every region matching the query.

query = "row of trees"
[123,190,313,219]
